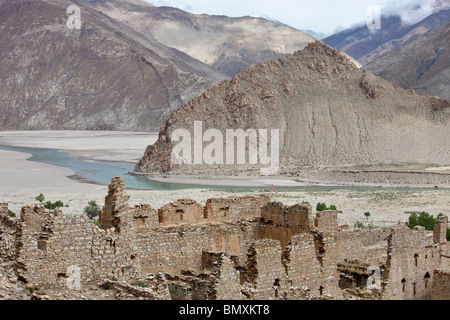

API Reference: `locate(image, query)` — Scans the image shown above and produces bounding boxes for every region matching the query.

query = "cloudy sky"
[144,0,446,35]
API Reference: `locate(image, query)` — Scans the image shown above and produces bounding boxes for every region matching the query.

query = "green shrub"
[354,221,378,230]
[44,200,65,210]
[364,212,371,219]
[35,194,45,203]
[8,210,16,218]
[354,221,365,229]
[407,212,439,231]
[316,203,338,212]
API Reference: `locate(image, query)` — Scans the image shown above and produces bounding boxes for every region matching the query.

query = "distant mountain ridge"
[323,9,450,65]
[364,20,450,101]
[78,0,316,77]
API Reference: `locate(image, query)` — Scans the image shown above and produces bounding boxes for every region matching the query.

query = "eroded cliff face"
[135,42,450,178]
[0,0,225,131]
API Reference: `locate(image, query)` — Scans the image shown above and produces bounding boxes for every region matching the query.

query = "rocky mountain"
[0,0,226,131]
[323,9,450,65]
[76,0,316,77]
[134,42,450,184]
[363,21,450,101]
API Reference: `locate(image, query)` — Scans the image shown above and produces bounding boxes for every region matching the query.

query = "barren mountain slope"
[324,9,450,65]
[134,42,450,182]
[76,0,316,77]
[363,21,450,101]
[0,0,226,131]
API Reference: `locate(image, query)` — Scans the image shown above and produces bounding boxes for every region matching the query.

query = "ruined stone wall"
[208,254,243,300]
[260,202,313,248]
[15,205,142,288]
[246,239,287,300]
[0,203,8,216]
[2,177,449,300]
[135,222,261,275]
[383,226,441,300]
[0,207,21,261]
[431,270,450,300]
[434,216,448,245]
[315,211,338,231]
[284,233,322,296]
[158,199,204,225]
[204,195,269,223]
[335,231,364,263]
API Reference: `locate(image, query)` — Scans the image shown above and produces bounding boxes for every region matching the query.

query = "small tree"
[407,212,438,231]
[316,203,328,212]
[364,212,371,220]
[35,194,45,203]
[85,201,100,220]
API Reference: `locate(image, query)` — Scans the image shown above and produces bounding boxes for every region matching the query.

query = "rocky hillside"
[0,0,226,131]
[77,0,316,77]
[363,21,450,101]
[134,42,450,182]
[324,9,450,65]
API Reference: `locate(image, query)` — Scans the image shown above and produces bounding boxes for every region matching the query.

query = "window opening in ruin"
[413,283,416,296]
[274,279,281,298]
[401,279,406,292]
[319,286,324,296]
[424,273,431,290]
[414,254,419,267]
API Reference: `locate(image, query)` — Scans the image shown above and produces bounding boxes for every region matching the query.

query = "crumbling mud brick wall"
[431,270,450,300]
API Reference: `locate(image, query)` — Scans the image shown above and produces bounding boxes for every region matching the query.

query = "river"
[0,144,444,192]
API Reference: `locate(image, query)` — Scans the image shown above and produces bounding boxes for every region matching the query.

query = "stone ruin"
[0,177,449,300]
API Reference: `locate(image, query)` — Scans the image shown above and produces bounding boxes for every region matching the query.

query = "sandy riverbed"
[0,131,449,228]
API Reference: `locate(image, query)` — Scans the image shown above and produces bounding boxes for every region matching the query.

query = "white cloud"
[143,0,448,35]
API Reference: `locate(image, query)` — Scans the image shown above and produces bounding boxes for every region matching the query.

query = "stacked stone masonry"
[0,177,449,300]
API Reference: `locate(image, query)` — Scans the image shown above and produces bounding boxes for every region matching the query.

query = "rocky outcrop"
[134,42,450,179]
